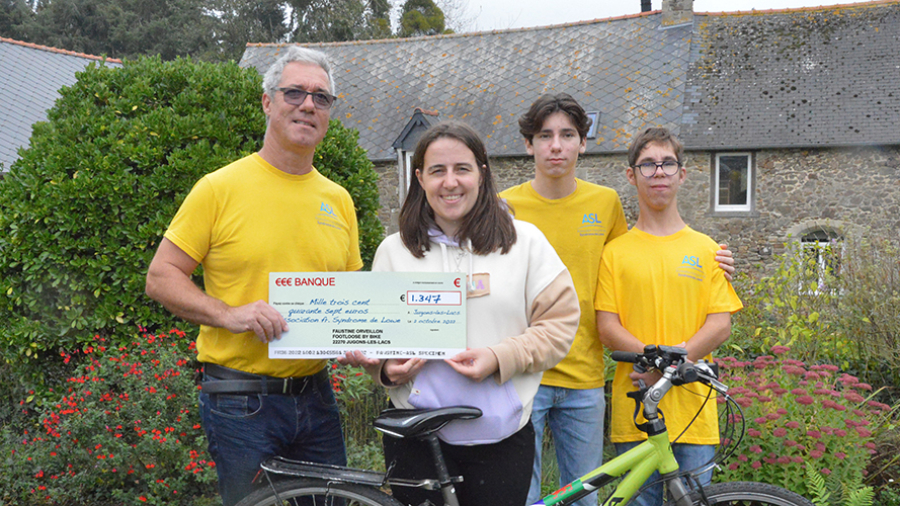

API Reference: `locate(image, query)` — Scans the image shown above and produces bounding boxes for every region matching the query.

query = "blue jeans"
[614,442,715,506]
[527,386,605,506]
[199,370,346,506]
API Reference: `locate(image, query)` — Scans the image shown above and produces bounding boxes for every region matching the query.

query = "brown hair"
[627,127,684,167]
[399,120,516,258]
[518,93,591,141]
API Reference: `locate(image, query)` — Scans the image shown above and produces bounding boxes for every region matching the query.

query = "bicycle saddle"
[373,406,482,438]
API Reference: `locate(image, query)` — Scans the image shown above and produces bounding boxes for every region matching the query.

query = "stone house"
[239,0,900,270]
[0,37,122,174]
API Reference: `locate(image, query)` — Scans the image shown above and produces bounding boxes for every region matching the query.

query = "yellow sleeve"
[594,249,618,314]
[164,177,215,263]
[607,197,628,243]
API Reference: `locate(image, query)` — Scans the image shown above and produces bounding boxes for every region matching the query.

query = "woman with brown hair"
[347,120,579,506]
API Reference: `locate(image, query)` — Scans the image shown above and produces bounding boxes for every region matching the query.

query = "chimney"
[662,0,693,26]
[641,0,652,12]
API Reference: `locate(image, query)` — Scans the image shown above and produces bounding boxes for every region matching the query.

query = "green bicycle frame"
[535,431,680,506]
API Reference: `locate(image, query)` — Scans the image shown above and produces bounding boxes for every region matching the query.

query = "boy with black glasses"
[595,127,743,506]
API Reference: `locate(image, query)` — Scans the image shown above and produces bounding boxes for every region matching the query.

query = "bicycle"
[235,345,815,506]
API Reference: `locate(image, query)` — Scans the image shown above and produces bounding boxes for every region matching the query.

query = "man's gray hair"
[262,46,336,95]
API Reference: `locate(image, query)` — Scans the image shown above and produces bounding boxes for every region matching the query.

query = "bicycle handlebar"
[611,345,727,394]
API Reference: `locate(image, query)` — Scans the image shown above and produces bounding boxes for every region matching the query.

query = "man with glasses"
[146,47,361,506]
[500,95,735,506]
[596,127,742,506]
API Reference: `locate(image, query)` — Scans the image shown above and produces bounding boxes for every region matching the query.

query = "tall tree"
[206,0,290,62]
[7,0,217,60]
[363,0,392,39]
[289,0,367,43]
[398,0,445,38]
[0,0,35,40]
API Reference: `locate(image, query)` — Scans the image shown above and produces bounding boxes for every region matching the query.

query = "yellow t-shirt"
[595,226,742,444]
[165,153,363,378]
[500,179,627,388]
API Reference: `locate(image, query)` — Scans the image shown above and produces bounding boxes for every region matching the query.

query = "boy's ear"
[524,138,534,156]
[626,167,637,186]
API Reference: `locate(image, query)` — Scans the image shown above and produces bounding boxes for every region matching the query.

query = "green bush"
[729,233,900,396]
[715,347,896,505]
[0,329,217,506]
[0,56,382,375]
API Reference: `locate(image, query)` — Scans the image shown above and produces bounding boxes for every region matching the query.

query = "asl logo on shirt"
[320,202,337,216]
[578,213,607,237]
[676,255,704,282]
[317,202,341,229]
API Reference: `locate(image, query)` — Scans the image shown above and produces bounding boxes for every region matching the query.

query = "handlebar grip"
[611,351,639,363]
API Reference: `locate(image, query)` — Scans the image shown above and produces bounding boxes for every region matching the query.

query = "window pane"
[718,155,748,206]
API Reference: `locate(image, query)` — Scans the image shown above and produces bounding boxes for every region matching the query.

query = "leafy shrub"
[0,56,382,373]
[330,363,388,471]
[715,346,896,505]
[0,329,216,506]
[729,233,900,399]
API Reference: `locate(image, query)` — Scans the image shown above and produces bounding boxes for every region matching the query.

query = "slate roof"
[241,11,695,161]
[681,1,900,149]
[0,38,122,171]
[240,1,900,161]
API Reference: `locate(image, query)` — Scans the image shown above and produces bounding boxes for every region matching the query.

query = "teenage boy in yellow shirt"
[596,127,743,506]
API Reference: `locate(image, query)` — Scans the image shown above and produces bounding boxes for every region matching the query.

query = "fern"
[806,465,831,506]
[843,485,874,506]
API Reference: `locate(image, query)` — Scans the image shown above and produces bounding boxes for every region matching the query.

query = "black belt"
[201,363,329,395]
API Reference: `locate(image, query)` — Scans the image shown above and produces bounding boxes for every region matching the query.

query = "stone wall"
[371,145,900,269]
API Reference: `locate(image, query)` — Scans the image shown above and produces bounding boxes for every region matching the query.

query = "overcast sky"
[463,0,874,31]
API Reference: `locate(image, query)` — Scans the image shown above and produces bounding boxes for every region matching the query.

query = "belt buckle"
[283,377,293,394]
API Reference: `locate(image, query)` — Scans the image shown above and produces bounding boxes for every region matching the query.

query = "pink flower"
[749,445,763,454]
[810,450,824,459]
[783,366,805,376]
[766,413,782,421]
[843,392,865,403]
[821,468,832,475]
[839,374,859,385]
[791,388,807,395]
[728,463,739,470]
[784,440,797,447]
[791,456,803,464]
[738,454,749,462]
[852,383,873,391]
[751,461,762,469]
[806,430,822,439]
[797,396,814,405]
[776,456,791,464]
[785,421,800,429]
[835,429,847,437]
[736,397,753,408]
[748,429,762,437]
[771,346,790,355]
[754,417,768,424]
[835,452,846,460]
[776,408,788,415]
[773,428,788,437]
[856,427,873,438]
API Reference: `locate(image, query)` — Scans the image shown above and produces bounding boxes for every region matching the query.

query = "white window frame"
[713,152,753,212]
[397,149,415,204]
[799,231,844,295]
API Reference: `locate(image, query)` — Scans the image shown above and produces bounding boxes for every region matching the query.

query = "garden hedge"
[0,56,382,372]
